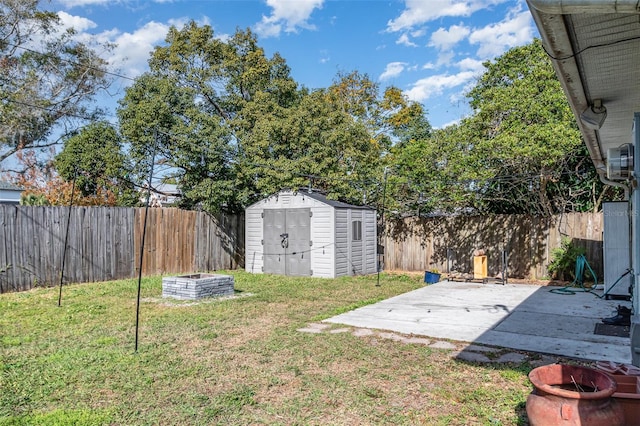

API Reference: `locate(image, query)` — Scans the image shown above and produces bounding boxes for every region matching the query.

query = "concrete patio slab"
[324,280,631,363]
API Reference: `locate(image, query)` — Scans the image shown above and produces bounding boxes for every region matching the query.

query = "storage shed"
[245,190,377,278]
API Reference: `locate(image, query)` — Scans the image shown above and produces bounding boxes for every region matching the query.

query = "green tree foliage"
[548,237,587,281]
[0,0,112,169]
[389,39,617,216]
[460,38,614,215]
[118,23,297,213]
[118,22,430,212]
[237,72,424,207]
[20,192,49,206]
[54,122,138,205]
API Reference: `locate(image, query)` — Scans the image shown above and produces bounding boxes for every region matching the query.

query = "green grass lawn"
[1,271,534,425]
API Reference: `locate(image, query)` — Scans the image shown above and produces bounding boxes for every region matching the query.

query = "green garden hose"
[549,254,599,296]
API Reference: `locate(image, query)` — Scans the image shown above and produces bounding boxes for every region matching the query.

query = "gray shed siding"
[334,209,349,277]
[364,210,377,274]
[350,210,364,275]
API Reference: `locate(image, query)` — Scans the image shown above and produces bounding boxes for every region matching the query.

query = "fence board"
[1,206,244,293]
[1,207,15,291]
[382,213,604,280]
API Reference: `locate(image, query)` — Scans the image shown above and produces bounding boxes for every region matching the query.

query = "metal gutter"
[527,0,640,180]
[526,1,605,170]
[528,0,640,14]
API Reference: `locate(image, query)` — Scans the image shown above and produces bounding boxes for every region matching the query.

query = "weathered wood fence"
[1,205,605,293]
[382,213,603,280]
[0,206,243,293]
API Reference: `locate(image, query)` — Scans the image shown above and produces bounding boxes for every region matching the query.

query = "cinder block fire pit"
[162,273,235,300]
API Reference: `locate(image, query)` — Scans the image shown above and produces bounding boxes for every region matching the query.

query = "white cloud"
[66,15,218,80]
[396,27,430,47]
[396,33,417,47]
[387,0,506,32]
[429,24,470,51]
[404,71,476,102]
[436,51,455,67]
[56,11,97,32]
[457,57,485,73]
[469,10,534,58]
[319,49,330,64]
[57,0,111,7]
[379,62,408,81]
[106,21,171,77]
[255,0,324,38]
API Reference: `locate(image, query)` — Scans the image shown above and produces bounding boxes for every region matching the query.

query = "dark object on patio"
[594,323,630,338]
[602,305,631,326]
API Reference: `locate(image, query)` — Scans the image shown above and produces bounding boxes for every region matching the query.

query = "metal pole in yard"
[58,168,77,307]
[376,167,388,287]
[135,131,158,352]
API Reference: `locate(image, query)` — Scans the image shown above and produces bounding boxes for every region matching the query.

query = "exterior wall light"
[580,99,607,129]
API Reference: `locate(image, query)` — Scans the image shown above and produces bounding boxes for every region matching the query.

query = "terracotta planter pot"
[526,364,625,425]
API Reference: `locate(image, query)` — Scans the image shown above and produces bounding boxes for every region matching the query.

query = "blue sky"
[49,0,538,129]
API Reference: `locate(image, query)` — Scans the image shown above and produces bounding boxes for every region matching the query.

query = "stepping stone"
[378,332,405,341]
[464,344,499,353]
[429,341,457,350]
[455,350,492,363]
[352,328,375,337]
[297,327,323,333]
[402,337,431,345]
[329,328,351,334]
[495,352,528,363]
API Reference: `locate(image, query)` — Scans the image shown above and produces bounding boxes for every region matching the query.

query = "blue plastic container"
[424,271,441,284]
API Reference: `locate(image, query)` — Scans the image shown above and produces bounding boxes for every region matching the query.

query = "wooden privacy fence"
[0,206,243,293]
[382,213,603,280]
[1,205,605,292]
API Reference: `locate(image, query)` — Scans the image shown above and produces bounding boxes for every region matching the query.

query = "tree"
[119,23,432,213]
[20,192,49,205]
[389,39,617,216]
[118,24,298,213]
[237,72,431,208]
[0,0,113,171]
[237,87,376,205]
[54,122,138,206]
[12,148,77,205]
[460,38,610,215]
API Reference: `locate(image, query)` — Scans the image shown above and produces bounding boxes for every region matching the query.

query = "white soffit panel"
[566,13,640,152]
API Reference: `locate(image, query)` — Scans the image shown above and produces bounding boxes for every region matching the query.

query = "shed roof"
[300,191,375,210]
[0,181,23,191]
[248,190,376,211]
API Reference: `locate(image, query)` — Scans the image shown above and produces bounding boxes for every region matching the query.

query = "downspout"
[598,169,630,201]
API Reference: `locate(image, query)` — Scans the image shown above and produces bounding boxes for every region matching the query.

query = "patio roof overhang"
[526,0,640,186]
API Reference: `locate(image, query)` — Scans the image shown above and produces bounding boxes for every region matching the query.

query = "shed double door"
[263,208,311,276]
